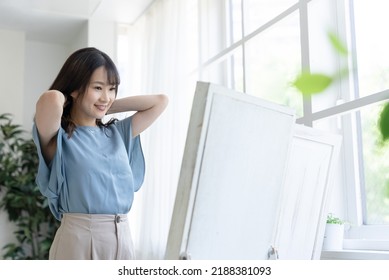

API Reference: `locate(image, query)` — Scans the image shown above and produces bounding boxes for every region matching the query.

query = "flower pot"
[322,223,344,251]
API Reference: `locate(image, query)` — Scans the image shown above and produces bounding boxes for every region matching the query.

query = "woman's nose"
[100,90,110,101]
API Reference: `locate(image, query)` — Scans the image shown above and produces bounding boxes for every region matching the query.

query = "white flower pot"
[322,224,344,251]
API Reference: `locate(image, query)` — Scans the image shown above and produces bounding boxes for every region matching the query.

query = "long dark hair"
[50,47,120,136]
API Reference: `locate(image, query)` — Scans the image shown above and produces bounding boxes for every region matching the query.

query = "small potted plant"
[322,213,344,251]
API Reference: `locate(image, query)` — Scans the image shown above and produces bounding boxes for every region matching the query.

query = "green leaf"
[328,31,349,56]
[0,113,13,121]
[292,72,333,95]
[379,102,389,141]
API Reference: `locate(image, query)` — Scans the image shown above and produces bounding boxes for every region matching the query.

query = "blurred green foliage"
[0,113,59,259]
[379,102,389,142]
[292,72,333,96]
[291,31,389,143]
[292,31,348,95]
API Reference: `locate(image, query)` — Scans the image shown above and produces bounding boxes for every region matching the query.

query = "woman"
[33,47,168,259]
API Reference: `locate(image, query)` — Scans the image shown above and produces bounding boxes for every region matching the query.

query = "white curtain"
[124,0,199,259]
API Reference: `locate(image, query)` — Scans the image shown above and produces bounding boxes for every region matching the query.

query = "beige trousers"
[49,213,135,260]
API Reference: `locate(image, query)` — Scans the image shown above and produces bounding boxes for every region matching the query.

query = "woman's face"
[71,66,116,126]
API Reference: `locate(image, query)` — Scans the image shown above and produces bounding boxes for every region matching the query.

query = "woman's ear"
[70,91,79,99]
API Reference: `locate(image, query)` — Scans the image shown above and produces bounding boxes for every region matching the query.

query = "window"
[199,0,303,115]
[195,0,389,245]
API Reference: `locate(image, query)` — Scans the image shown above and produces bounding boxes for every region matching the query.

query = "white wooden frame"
[165,81,295,259]
[274,124,342,259]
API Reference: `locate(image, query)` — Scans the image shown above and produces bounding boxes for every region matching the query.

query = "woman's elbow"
[157,94,169,110]
[37,90,65,109]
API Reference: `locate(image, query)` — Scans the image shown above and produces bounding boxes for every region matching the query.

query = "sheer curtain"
[122,0,198,259]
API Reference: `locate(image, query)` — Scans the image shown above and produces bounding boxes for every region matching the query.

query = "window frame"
[197,0,389,248]
[340,0,389,243]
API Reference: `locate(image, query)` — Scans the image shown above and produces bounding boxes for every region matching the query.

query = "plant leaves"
[292,72,333,95]
[379,102,389,141]
[328,31,349,56]
[1,113,60,259]
[326,213,343,224]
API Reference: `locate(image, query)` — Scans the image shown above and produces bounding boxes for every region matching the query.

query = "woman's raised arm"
[35,90,65,163]
[108,94,169,137]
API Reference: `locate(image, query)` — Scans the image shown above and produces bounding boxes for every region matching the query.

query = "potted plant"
[0,113,59,259]
[322,213,344,251]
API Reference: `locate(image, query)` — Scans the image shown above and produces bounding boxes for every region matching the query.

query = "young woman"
[33,47,168,260]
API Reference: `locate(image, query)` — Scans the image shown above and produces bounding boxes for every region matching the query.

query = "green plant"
[379,102,389,142]
[0,113,59,259]
[326,213,344,225]
[292,31,349,96]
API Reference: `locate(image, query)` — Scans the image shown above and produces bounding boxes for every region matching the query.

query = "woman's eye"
[95,86,102,90]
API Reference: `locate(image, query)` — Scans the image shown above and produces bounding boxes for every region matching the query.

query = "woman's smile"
[95,104,108,112]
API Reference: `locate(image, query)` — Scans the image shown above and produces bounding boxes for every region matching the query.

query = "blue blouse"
[32,117,145,221]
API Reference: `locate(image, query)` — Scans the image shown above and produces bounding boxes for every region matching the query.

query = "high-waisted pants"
[49,213,135,260]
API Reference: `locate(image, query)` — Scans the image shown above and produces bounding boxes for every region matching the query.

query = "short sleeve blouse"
[32,117,145,221]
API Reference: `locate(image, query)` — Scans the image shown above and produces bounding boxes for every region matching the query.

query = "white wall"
[70,21,89,54]
[0,29,25,125]
[23,41,70,131]
[88,19,117,60]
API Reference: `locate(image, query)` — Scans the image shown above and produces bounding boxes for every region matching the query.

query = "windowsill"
[343,238,389,251]
[321,239,389,260]
[321,249,389,260]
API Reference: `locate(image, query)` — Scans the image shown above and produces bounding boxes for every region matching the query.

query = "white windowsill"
[321,239,389,260]
[343,239,389,251]
[321,249,389,260]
